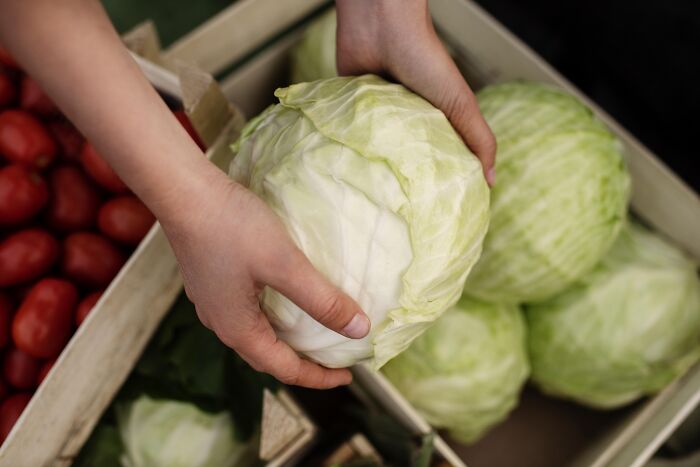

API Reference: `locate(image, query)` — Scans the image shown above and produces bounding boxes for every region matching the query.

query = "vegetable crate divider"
[163,0,700,466]
[0,24,314,467]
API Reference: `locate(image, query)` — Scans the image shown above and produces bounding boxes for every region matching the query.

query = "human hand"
[160,168,371,389]
[336,0,497,185]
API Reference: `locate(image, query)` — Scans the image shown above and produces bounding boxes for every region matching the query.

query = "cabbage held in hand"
[290,10,337,83]
[528,222,700,408]
[383,297,529,443]
[230,75,490,369]
[117,396,247,467]
[464,82,630,303]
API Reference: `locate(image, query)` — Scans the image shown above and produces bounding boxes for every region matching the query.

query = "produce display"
[383,297,529,443]
[230,74,490,369]
[528,222,700,408]
[463,81,631,303]
[0,49,202,445]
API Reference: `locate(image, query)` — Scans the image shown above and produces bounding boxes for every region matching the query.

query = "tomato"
[98,196,154,246]
[79,142,127,193]
[3,348,39,389]
[0,293,12,349]
[173,110,206,151]
[0,393,31,443]
[61,232,125,287]
[0,165,48,226]
[36,359,55,386]
[46,118,83,162]
[0,377,7,402]
[0,46,17,69]
[0,71,15,108]
[0,110,56,169]
[0,229,59,287]
[12,278,77,359]
[19,76,57,117]
[75,291,102,326]
[45,166,101,232]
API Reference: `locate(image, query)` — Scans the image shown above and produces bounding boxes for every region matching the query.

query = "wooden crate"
[177,2,700,466]
[0,32,246,467]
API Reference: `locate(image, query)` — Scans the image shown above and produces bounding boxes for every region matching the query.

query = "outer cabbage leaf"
[383,297,529,443]
[230,75,490,368]
[464,81,631,303]
[527,222,700,408]
[117,395,248,467]
[290,9,337,83]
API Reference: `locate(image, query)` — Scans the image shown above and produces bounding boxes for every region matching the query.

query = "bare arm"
[0,0,369,389]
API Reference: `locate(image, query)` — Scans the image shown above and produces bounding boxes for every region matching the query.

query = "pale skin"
[0,0,495,389]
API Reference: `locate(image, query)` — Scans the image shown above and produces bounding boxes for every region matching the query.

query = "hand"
[336,0,497,185]
[160,169,371,389]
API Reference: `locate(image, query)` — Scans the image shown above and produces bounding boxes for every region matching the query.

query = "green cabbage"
[527,222,700,408]
[290,9,337,83]
[230,75,490,369]
[464,81,631,303]
[383,297,529,443]
[117,396,248,467]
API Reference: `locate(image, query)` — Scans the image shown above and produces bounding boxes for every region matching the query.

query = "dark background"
[474,0,700,191]
[103,0,700,191]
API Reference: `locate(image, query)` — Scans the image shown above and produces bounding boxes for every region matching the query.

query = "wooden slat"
[163,0,327,76]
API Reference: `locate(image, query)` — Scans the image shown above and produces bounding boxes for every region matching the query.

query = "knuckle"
[313,291,346,326]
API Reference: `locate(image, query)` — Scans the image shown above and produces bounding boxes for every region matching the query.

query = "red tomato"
[3,348,39,389]
[0,110,56,169]
[45,166,101,232]
[98,196,155,246]
[46,118,83,161]
[79,142,127,193]
[75,291,102,326]
[173,110,206,151]
[0,71,15,108]
[36,359,55,386]
[0,165,48,226]
[0,46,17,69]
[19,76,57,117]
[0,377,8,402]
[12,278,77,359]
[0,229,59,287]
[0,393,31,443]
[61,232,126,287]
[0,293,12,349]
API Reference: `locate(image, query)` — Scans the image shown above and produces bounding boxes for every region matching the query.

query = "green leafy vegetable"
[527,222,700,408]
[230,75,490,369]
[383,297,529,443]
[290,9,337,83]
[117,395,249,467]
[464,81,630,303]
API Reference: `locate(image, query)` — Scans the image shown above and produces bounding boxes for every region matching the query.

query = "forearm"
[0,0,219,224]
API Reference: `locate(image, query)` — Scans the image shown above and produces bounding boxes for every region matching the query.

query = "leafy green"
[383,297,529,443]
[528,221,700,408]
[464,81,630,303]
[230,75,490,369]
[73,425,123,467]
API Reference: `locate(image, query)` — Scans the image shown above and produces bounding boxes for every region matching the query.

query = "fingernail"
[342,314,370,339]
[487,167,496,186]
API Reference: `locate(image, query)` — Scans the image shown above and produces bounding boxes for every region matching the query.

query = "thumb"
[259,249,371,339]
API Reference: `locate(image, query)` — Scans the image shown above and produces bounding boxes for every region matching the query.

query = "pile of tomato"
[0,46,204,445]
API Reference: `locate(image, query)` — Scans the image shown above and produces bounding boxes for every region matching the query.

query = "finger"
[260,248,371,340]
[234,314,353,389]
[445,89,497,186]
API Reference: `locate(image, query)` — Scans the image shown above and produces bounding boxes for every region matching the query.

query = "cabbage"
[230,75,490,369]
[527,222,700,408]
[464,82,631,303]
[383,297,529,443]
[290,10,337,83]
[117,395,248,467]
